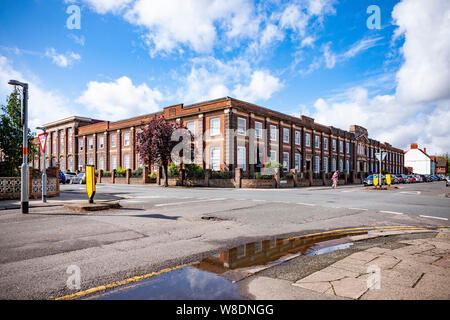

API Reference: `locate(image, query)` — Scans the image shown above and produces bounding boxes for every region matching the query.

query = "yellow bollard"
[386,174,391,186]
[86,165,96,203]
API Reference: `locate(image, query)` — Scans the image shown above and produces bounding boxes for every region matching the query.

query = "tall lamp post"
[8,80,29,214]
[36,127,47,203]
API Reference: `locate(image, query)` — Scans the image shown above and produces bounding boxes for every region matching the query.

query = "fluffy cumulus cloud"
[306,0,450,154]
[0,56,72,130]
[177,57,283,104]
[77,76,163,121]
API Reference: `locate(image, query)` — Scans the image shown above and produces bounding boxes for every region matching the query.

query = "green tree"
[0,90,37,177]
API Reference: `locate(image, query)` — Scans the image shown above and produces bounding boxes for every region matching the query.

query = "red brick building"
[31,97,405,177]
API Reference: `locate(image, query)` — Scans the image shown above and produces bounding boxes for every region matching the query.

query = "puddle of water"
[82,231,366,300]
[85,266,246,300]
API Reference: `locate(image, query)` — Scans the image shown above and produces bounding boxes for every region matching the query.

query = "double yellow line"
[56,225,449,300]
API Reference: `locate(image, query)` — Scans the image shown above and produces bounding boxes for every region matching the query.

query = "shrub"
[185,164,204,179]
[255,172,273,179]
[115,167,126,177]
[148,172,157,179]
[211,171,233,179]
[168,163,179,178]
[131,168,143,178]
[281,172,293,179]
[102,170,111,177]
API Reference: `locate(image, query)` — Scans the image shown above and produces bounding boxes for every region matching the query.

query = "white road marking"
[348,208,369,211]
[419,215,448,221]
[154,198,227,207]
[400,191,421,195]
[296,202,316,206]
[380,210,404,215]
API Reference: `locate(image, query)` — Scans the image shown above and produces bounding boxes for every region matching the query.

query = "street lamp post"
[8,80,29,214]
[37,127,47,203]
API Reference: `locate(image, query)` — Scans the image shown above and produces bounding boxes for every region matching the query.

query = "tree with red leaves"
[136,117,183,187]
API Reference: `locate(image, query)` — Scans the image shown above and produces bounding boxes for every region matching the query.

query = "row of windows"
[78,133,130,152]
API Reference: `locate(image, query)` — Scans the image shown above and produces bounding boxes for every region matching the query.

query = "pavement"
[241,231,450,300]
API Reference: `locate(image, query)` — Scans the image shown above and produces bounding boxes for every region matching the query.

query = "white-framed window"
[79,139,83,151]
[210,118,221,137]
[237,146,246,171]
[68,157,73,172]
[99,156,104,170]
[323,156,328,173]
[295,153,301,171]
[111,155,117,170]
[283,128,289,143]
[123,153,130,169]
[254,147,263,165]
[88,138,93,150]
[270,125,277,141]
[237,245,246,258]
[52,132,57,153]
[314,156,320,173]
[332,139,337,151]
[237,117,246,136]
[209,147,221,170]
[305,133,311,147]
[123,132,130,147]
[88,157,93,165]
[283,152,289,172]
[339,159,343,172]
[346,159,350,174]
[186,121,196,136]
[295,130,301,145]
[340,141,344,153]
[77,158,82,169]
[99,136,104,149]
[346,142,350,153]
[270,150,277,162]
[269,238,276,248]
[254,241,262,253]
[255,121,263,138]
[315,135,320,149]
[332,158,337,172]
[111,134,116,148]
[324,137,328,150]
[137,154,143,168]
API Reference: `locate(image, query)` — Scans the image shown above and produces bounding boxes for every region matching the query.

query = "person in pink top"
[331,170,339,189]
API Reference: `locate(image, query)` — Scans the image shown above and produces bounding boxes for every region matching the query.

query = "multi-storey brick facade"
[31,97,405,177]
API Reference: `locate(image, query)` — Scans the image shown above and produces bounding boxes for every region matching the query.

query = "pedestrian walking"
[331,170,339,189]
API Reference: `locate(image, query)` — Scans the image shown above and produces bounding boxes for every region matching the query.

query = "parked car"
[395,175,405,184]
[400,174,410,183]
[64,171,77,184]
[58,171,66,184]
[406,175,415,183]
[364,174,387,186]
[446,176,450,187]
[390,175,399,184]
[71,172,86,184]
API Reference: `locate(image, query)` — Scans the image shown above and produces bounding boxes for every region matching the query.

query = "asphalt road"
[0,181,448,299]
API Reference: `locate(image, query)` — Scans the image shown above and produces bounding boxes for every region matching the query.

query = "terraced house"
[31,97,405,179]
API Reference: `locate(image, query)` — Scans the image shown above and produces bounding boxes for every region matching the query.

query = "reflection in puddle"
[86,267,246,300]
[84,231,365,300]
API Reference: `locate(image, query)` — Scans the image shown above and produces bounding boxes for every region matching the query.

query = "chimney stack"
[410,143,418,149]
[424,148,427,154]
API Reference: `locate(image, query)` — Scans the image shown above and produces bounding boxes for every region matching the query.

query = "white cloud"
[76,76,163,121]
[302,0,450,154]
[233,70,283,102]
[392,0,450,103]
[0,56,73,131]
[122,0,257,55]
[177,57,283,104]
[82,0,133,14]
[342,37,383,59]
[45,48,81,67]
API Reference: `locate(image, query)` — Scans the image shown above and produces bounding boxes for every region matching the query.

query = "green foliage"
[281,172,294,179]
[168,163,179,178]
[131,167,143,178]
[115,167,126,177]
[255,172,273,179]
[0,90,37,177]
[185,163,204,179]
[102,171,112,177]
[211,171,233,179]
[265,162,283,170]
[148,172,157,179]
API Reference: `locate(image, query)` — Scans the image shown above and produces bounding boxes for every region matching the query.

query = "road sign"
[86,165,96,204]
[38,132,48,153]
[386,174,391,185]
[373,174,379,186]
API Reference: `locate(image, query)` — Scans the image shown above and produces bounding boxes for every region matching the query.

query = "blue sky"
[0,0,449,154]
